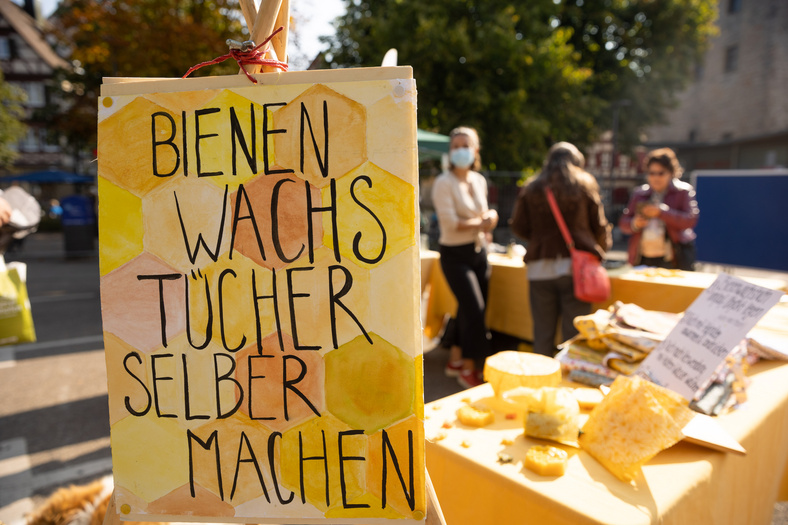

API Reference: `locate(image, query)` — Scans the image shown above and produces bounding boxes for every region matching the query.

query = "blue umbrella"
[1,170,95,184]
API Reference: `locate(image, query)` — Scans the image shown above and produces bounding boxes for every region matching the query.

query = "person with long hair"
[619,148,699,270]
[510,142,611,356]
[431,126,498,388]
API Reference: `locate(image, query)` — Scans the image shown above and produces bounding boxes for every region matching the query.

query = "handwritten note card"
[638,273,783,400]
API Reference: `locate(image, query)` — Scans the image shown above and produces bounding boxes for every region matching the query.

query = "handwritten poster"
[638,273,783,400]
[97,68,425,523]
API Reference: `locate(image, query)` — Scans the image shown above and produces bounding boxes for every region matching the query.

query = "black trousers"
[529,275,591,357]
[439,243,491,362]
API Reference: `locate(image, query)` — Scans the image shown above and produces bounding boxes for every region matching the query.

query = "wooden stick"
[251,0,284,48]
[238,0,257,32]
[101,490,121,525]
[237,0,258,76]
[425,470,447,525]
[271,0,290,63]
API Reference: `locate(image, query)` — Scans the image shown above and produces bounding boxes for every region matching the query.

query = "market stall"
[421,266,788,525]
[421,250,788,343]
[424,357,788,525]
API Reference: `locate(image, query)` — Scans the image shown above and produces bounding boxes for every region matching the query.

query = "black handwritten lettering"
[195,107,223,177]
[151,111,180,177]
[123,351,151,416]
[229,104,257,176]
[349,175,387,264]
[300,101,329,178]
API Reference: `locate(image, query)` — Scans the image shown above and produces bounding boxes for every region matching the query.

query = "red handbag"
[545,188,611,303]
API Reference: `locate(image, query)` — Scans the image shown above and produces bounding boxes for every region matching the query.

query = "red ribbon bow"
[183,26,288,84]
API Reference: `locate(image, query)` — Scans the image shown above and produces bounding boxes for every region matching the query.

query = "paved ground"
[0,232,786,524]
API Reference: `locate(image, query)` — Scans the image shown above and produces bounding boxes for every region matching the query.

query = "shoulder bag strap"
[545,187,574,251]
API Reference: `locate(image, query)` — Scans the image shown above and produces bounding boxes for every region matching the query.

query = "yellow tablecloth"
[422,251,788,342]
[422,252,534,341]
[425,358,788,525]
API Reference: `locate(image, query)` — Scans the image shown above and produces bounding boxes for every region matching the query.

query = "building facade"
[645,0,788,171]
[0,0,69,175]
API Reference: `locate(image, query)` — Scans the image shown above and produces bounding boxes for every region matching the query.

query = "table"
[422,252,534,341]
[425,357,788,525]
[421,251,788,342]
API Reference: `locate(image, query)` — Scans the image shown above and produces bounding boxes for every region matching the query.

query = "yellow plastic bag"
[0,258,36,346]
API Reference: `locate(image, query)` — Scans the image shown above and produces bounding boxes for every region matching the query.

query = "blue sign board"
[692,169,788,272]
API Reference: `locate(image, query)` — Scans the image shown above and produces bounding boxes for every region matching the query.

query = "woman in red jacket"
[619,148,699,270]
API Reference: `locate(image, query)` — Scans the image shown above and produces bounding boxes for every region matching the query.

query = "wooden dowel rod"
[101,490,121,525]
[425,470,447,525]
[238,0,257,33]
[237,0,258,76]
[272,0,290,63]
[252,0,284,47]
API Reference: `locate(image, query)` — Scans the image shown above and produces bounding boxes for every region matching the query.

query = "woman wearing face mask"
[619,148,699,270]
[431,126,498,388]
[510,142,611,357]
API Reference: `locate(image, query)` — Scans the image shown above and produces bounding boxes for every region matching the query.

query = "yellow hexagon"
[234,332,325,433]
[98,96,185,198]
[112,484,150,517]
[272,84,367,188]
[187,412,274,505]
[140,335,243,431]
[191,90,272,192]
[98,177,143,276]
[324,333,415,433]
[185,252,276,354]
[104,331,150,426]
[142,176,231,272]
[367,93,417,183]
[368,247,421,356]
[367,415,426,518]
[146,483,235,519]
[323,162,416,270]
[229,172,323,271]
[279,246,371,354]
[279,414,364,513]
[324,492,406,520]
[110,411,190,503]
[234,489,325,521]
[100,252,185,353]
[146,90,221,115]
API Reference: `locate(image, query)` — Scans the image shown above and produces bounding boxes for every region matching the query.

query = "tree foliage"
[44,0,246,156]
[323,0,717,170]
[0,71,27,169]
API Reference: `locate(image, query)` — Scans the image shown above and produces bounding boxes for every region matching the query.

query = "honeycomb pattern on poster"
[98,79,424,522]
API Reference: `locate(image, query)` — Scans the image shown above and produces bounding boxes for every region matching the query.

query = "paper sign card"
[638,273,783,400]
[97,68,425,523]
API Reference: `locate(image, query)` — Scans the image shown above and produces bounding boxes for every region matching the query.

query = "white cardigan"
[431,170,489,247]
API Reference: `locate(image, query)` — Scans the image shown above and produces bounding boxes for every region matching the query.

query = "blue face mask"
[450,147,475,169]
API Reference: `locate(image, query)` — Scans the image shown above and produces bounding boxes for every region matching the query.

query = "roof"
[0,0,69,70]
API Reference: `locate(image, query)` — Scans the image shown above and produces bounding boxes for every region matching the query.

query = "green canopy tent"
[417,129,450,162]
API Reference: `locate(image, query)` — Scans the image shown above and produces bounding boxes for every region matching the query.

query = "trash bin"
[61,194,96,257]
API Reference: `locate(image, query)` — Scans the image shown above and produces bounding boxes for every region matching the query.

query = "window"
[728,0,742,13]
[724,45,739,73]
[24,82,46,107]
[19,128,40,152]
[41,128,60,153]
[0,37,10,59]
